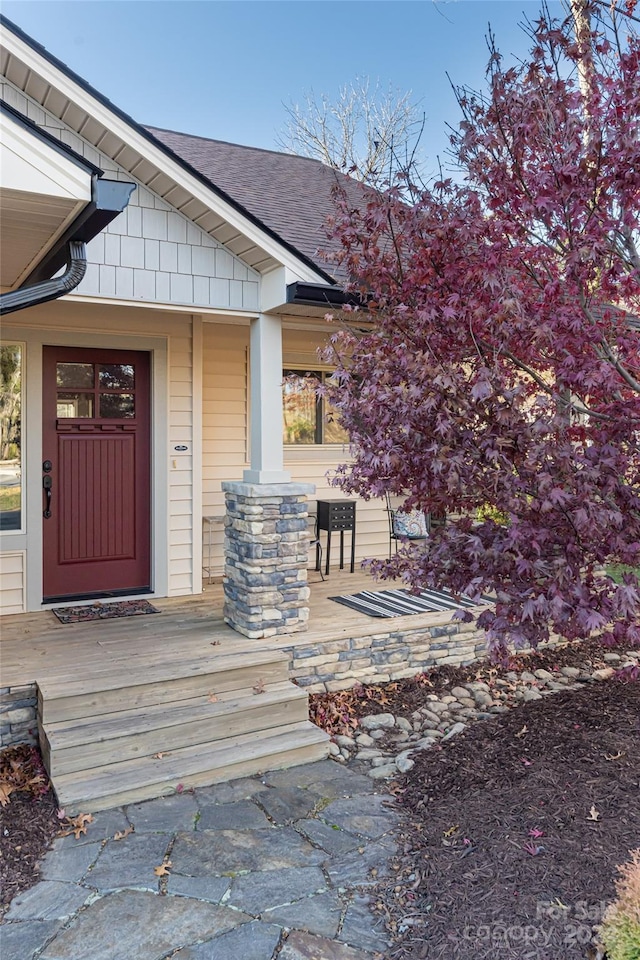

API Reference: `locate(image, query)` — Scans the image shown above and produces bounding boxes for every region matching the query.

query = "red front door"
[42,347,151,602]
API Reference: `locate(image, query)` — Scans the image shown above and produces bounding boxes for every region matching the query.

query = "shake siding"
[0,552,26,615]
[0,80,260,311]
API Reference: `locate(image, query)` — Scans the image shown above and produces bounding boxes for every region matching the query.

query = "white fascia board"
[0,112,93,200]
[1,28,329,285]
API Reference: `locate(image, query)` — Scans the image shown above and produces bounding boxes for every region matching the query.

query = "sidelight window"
[0,343,23,532]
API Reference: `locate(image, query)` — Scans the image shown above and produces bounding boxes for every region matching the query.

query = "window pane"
[56,362,94,388]
[0,344,22,531]
[57,393,94,418]
[99,364,135,390]
[283,373,318,444]
[324,401,349,444]
[99,393,135,418]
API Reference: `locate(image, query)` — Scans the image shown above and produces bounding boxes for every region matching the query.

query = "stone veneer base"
[222,481,316,640]
[0,683,38,749]
[276,618,490,693]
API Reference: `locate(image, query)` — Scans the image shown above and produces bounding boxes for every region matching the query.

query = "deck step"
[52,721,329,813]
[38,649,290,724]
[41,681,310,777]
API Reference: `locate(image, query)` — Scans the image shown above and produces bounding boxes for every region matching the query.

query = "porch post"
[221,480,316,639]
[243,312,290,483]
[221,313,316,639]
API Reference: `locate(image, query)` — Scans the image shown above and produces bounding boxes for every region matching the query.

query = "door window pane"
[0,344,22,531]
[99,393,135,418]
[99,364,135,390]
[57,393,94,418]
[57,362,94,389]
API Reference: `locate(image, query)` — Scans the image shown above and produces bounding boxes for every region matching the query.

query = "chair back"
[385,493,430,554]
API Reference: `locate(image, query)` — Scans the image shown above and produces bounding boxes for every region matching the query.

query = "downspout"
[0,240,87,316]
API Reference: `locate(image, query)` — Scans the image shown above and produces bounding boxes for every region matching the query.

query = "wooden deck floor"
[0,569,450,689]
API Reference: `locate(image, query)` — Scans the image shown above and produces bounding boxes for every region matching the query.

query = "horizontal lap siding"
[287,460,389,566]
[0,552,26,615]
[169,332,194,594]
[283,328,390,566]
[202,324,249,576]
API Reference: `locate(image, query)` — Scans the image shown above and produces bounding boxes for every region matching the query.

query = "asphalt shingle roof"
[145,126,368,282]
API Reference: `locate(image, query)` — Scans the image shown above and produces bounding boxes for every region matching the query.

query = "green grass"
[606,564,640,584]
[0,485,20,513]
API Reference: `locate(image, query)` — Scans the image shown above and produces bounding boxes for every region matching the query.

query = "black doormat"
[51,599,160,623]
[329,588,479,618]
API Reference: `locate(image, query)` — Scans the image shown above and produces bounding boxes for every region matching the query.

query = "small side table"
[316,500,356,576]
[202,515,225,583]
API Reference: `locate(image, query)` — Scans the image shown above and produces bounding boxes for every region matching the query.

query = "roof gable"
[145,128,369,283]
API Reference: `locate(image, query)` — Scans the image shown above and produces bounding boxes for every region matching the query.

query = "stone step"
[37,649,290,724]
[41,681,310,777]
[52,721,330,813]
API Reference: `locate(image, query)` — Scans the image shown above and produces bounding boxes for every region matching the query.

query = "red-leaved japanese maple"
[323,4,640,655]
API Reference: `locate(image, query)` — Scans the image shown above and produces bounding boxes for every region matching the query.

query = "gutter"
[22,177,136,286]
[0,240,87,316]
[0,175,135,315]
[286,281,365,310]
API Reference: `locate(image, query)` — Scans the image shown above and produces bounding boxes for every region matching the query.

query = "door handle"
[43,474,52,519]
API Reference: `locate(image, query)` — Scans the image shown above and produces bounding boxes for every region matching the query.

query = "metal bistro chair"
[307,507,325,581]
[385,492,431,556]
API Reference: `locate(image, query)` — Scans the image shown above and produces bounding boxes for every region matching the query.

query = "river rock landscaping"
[310,640,639,780]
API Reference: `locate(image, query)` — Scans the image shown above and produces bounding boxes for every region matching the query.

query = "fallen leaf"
[59,813,94,839]
[515,725,528,738]
[604,751,624,761]
[113,826,134,841]
[176,783,184,794]
[210,640,221,646]
[443,824,459,838]
[253,678,266,695]
[152,753,168,760]
[521,758,534,766]
[523,841,544,856]
[207,692,219,703]
[56,808,66,820]
[0,783,16,807]
[529,828,544,838]
[154,860,172,877]
[587,805,601,822]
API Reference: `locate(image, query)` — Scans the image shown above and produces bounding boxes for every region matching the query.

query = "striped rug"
[329,587,479,618]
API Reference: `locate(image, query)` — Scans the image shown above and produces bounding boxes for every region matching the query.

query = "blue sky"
[3,1,566,174]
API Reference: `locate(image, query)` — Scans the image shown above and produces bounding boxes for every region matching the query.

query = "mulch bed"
[379,677,639,959]
[0,745,59,916]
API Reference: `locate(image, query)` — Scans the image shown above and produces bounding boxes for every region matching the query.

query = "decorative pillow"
[393,509,428,538]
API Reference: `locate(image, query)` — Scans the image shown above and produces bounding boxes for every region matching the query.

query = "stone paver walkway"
[2,761,397,960]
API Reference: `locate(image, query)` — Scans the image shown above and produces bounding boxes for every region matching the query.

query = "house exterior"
[0,16,390,631]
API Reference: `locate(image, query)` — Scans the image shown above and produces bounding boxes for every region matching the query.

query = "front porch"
[1,570,486,693]
[0,571,487,812]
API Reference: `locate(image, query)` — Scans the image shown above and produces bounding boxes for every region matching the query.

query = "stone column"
[222,480,316,639]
